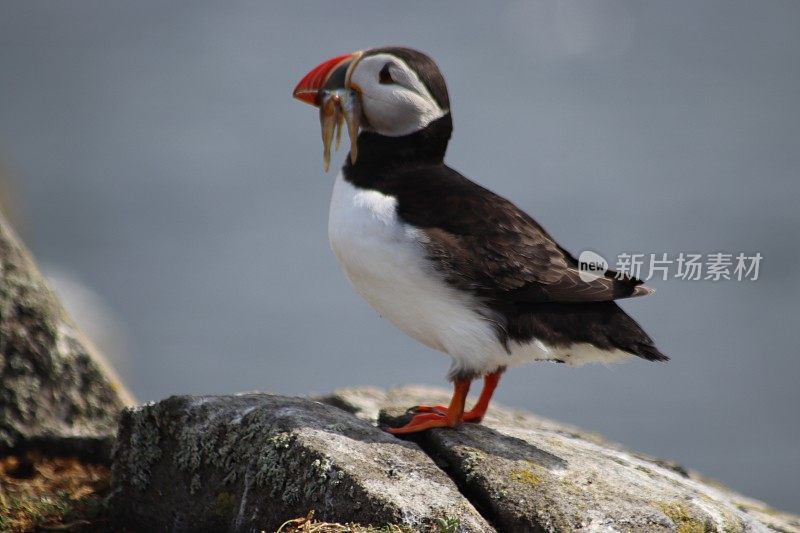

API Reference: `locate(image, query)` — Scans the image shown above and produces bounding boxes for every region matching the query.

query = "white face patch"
[348,53,447,137]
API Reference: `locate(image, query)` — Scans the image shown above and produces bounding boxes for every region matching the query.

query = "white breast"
[328,172,498,375]
[327,172,633,377]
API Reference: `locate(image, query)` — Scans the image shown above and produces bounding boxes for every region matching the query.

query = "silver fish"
[339,90,362,165]
[318,89,362,171]
[335,101,344,151]
[319,92,341,172]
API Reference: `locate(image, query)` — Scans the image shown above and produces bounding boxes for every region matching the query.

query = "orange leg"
[412,370,503,423]
[386,379,471,434]
[463,370,502,422]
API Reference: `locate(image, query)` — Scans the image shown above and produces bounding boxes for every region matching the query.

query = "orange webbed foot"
[409,405,485,423]
[385,411,462,434]
[462,408,487,423]
[409,404,449,414]
[385,379,472,435]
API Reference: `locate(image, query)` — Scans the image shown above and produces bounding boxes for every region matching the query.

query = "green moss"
[510,467,542,487]
[212,491,237,518]
[459,451,484,483]
[0,455,110,531]
[655,502,712,533]
[434,516,461,533]
[1,491,71,525]
[508,459,550,489]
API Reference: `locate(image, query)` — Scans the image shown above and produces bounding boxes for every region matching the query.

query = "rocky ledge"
[110,386,800,533]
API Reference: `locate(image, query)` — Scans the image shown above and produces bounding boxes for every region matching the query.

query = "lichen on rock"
[109,387,800,532]
[110,393,492,532]
[365,386,800,533]
[0,211,133,458]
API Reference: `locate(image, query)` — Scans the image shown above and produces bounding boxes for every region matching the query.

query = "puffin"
[292,47,667,434]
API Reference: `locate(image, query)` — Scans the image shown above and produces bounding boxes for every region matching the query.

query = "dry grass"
[274,511,460,533]
[0,453,110,532]
[275,512,410,532]
[0,458,460,533]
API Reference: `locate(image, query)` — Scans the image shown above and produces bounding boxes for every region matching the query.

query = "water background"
[1,1,798,512]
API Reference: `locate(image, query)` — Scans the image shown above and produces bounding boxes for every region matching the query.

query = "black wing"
[389,165,653,304]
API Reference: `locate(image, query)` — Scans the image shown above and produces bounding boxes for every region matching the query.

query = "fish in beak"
[293,51,364,171]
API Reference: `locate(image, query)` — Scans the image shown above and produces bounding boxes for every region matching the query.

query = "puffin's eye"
[378,63,393,84]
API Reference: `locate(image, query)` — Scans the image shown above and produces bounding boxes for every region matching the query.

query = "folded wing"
[393,166,653,304]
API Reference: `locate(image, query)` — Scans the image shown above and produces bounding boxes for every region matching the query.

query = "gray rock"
[110,393,493,532]
[330,386,800,533]
[111,386,799,532]
[0,212,133,458]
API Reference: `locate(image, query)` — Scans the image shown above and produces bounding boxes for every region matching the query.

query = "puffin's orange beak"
[292,52,362,107]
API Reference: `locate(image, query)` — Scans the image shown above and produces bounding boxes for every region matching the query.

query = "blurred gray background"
[1,0,798,512]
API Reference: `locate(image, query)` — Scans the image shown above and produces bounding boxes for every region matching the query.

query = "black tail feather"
[508,301,668,363]
[634,343,670,362]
